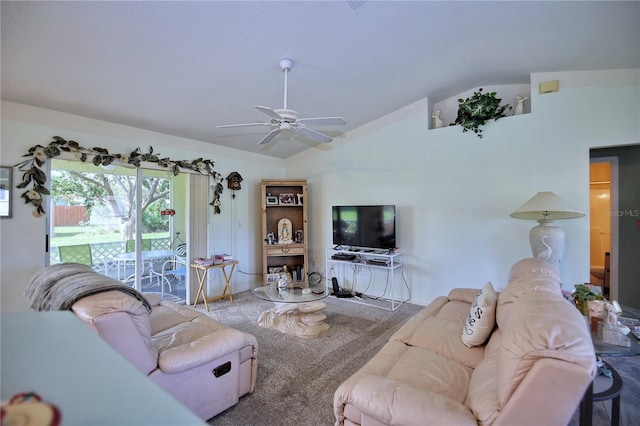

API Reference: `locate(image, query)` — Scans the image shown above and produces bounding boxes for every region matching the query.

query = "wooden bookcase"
[261,179,308,285]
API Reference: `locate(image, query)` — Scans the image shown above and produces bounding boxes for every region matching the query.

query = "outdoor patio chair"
[121,238,156,283]
[125,238,152,252]
[161,243,187,297]
[58,243,108,274]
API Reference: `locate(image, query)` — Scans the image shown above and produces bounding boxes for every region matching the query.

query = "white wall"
[2,69,638,310]
[287,69,640,306]
[0,102,286,311]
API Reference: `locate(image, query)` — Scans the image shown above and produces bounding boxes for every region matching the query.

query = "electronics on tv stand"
[332,205,396,250]
[333,245,397,255]
[366,258,391,266]
[331,252,357,261]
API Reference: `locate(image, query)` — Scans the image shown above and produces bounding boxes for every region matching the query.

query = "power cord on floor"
[237,269,262,278]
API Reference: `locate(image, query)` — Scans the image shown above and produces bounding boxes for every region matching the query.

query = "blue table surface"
[1,311,204,426]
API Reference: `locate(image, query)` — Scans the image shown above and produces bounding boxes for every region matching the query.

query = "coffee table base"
[257,301,329,338]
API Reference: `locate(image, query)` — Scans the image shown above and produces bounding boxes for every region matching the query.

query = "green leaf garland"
[15,136,224,217]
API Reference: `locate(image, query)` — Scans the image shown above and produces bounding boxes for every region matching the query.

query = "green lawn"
[51,226,168,247]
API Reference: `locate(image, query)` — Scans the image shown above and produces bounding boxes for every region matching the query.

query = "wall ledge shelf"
[429,83,531,131]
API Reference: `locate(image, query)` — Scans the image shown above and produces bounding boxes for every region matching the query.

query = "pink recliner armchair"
[26,263,258,420]
[71,290,258,420]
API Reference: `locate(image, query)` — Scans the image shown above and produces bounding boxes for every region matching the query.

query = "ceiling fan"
[217,58,347,145]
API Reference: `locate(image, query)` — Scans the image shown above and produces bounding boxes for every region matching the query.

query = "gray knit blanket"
[25,263,152,313]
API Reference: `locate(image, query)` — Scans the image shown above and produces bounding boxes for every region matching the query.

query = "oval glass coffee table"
[251,284,328,338]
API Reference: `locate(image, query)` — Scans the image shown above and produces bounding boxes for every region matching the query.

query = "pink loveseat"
[334,258,596,425]
[71,290,258,420]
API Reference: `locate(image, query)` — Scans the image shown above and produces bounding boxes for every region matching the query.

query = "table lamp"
[510,191,585,270]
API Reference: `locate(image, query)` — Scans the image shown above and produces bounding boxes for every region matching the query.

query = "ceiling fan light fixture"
[217,58,346,145]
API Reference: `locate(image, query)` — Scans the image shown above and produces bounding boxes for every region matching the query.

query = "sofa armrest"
[72,292,158,375]
[348,375,477,426]
[81,311,159,375]
[143,293,162,307]
[158,328,258,374]
[496,358,595,426]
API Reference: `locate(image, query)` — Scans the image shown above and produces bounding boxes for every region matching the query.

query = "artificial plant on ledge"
[15,136,224,217]
[451,88,511,138]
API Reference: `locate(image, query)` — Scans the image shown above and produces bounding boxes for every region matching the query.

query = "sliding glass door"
[49,159,187,303]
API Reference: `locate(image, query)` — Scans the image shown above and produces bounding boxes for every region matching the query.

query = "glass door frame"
[46,159,183,301]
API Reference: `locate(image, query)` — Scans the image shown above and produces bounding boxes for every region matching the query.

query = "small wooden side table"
[190,260,239,311]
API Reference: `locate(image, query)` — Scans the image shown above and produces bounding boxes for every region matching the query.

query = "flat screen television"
[332,205,396,250]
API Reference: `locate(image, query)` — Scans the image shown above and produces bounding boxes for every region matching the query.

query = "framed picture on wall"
[0,166,12,218]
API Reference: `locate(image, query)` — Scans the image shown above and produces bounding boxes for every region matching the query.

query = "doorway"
[589,159,616,299]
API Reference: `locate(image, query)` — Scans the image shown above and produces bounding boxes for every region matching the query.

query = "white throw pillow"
[461,281,498,348]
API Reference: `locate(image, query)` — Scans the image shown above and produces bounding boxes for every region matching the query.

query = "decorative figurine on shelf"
[278,218,293,244]
[265,232,276,245]
[513,95,529,116]
[432,110,445,128]
[296,193,303,205]
[294,229,304,244]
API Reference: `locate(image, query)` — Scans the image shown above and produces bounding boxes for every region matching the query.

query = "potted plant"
[452,88,511,138]
[573,284,605,316]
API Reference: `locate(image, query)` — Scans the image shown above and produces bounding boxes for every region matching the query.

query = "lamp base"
[529,220,564,272]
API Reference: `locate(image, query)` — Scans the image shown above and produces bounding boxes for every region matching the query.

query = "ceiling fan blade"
[258,128,282,145]
[254,106,283,120]
[295,126,333,143]
[217,122,271,129]
[297,117,347,126]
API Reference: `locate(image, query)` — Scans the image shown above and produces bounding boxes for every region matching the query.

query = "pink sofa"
[334,258,596,425]
[71,290,258,420]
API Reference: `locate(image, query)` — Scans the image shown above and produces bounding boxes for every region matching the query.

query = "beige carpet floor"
[196,291,640,426]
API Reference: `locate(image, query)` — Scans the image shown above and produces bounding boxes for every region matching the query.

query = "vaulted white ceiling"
[2,1,638,159]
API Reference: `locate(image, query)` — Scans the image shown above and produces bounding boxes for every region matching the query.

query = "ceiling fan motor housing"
[274,109,299,124]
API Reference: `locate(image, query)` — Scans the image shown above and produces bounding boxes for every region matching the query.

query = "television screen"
[332,205,396,250]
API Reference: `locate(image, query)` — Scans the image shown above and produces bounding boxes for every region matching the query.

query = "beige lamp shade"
[510,191,584,272]
[510,191,585,221]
